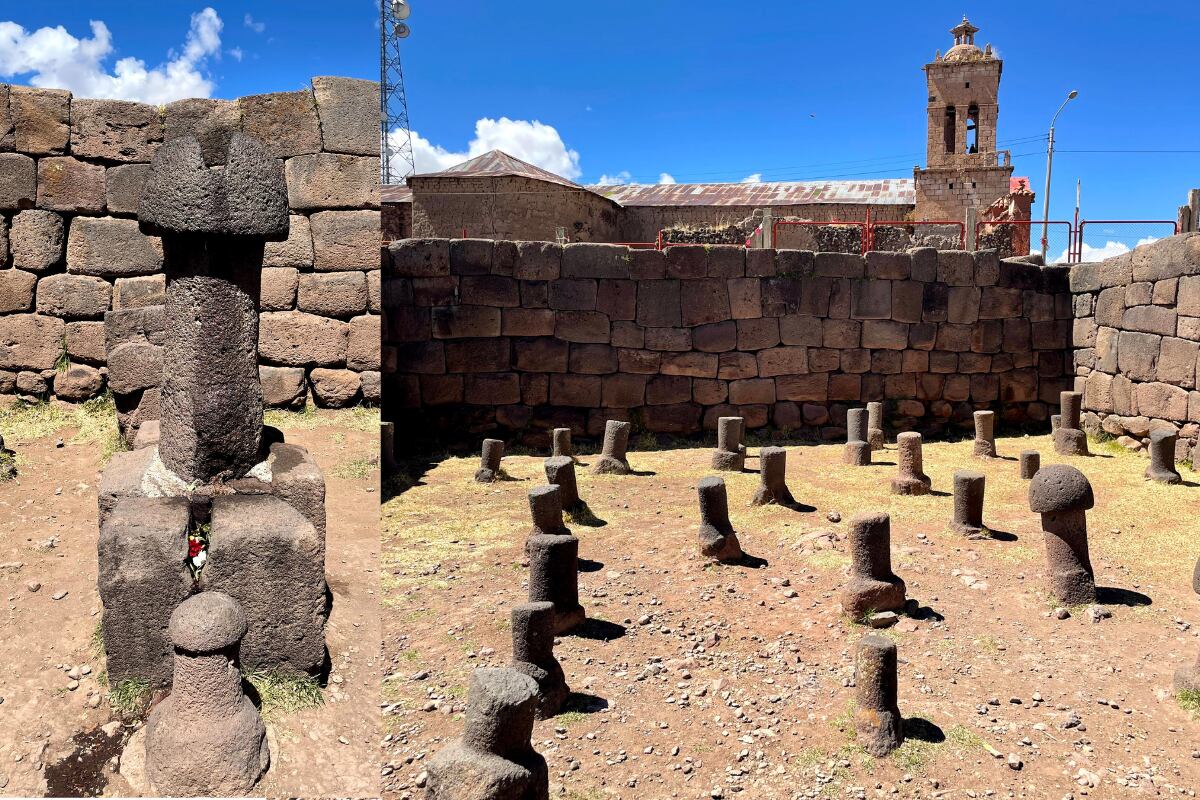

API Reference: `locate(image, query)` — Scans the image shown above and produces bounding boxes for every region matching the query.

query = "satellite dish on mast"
[394,22,411,38]
[392,0,411,20]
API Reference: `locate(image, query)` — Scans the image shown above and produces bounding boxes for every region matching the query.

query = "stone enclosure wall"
[1071,233,1200,464]
[386,239,1073,447]
[0,77,381,414]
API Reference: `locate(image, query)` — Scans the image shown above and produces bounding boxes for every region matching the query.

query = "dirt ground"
[0,400,380,798]
[383,431,1200,800]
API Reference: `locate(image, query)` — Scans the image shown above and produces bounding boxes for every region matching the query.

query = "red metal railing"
[867,220,965,251]
[1072,220,1178,263]
[976,219,1073,264]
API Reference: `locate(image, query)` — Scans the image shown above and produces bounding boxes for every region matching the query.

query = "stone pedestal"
[511,601,568,719]
[528,531,585,634]
[544,456,582,511]
[855,635,904,756]
[891,432,930,495]
[866,402,885,451]
[697,476,743,562]
[592,420,631,475]
[840,512,906,619]
[712,416,746,471]
[950,470,986,538]
[973,410,998,458]
[550,427,573,459]
[1019,450,1040,480]
[476,438,504,483]
[1145,430,1182,484]
[1054,391,1090,456]
[751,447,796,507]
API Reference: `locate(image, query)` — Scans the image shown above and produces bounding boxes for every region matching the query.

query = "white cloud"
[388,117,582,180]
[0,8,223,103]
[1051,235,1160,265]
[228,47,243,62]
[658,172,676,185]
[243,13,266,33]
[742,173,763,184]
[594,171,632,186]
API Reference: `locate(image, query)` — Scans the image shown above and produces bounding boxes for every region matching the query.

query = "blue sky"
[0,2,374,102]
[395,1,1199,253]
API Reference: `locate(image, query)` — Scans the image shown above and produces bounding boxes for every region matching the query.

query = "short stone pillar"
[844,408,871,466]
[890,432,931,496]
[0,433,15,480]
[697,476,743,562]
[1054,391,1090,456]
[510,601,568,719]
[1050,414,1062,435]
[1029,464,1096,606]
[145,592,269,796]
[712,416,746,471]
[544,456,582,511]
[972,410,998,458]
[592,420,632,475]
[751,446,796,507]
[1145,430,1182,484]
[475,438,504,483]
[527,510,586,634]
[950,470,986,538]
[425,668,549,800]
[1174,558,1200,693]
[551,427,573,459]
[1019,450,1040,480]
[866,402,885,451]
[854,634,904,756]
[840,512,906,619]
[527,484,570,538]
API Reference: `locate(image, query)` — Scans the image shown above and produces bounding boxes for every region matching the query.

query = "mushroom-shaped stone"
[1029,464,1095,514]
[168,590,248,652]
[1029,464,1096,606]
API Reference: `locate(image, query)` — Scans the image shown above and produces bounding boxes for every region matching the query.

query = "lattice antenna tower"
[380,0,414,185]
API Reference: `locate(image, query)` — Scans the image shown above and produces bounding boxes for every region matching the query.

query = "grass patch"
[892,736,936,772]
[108,678,151,716]
[946,724,985,752]
[91,621,105,660]
[244,668,324,719]
[333,456,377,480]
[265,405,379,433]
[1177,689,1200,715]
[554,710,589,725]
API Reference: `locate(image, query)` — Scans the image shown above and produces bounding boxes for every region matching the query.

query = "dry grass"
[264,405,380,433]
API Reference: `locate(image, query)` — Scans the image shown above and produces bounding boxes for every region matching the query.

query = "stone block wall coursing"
[1070,233,1200,463]
[0,77,382,409]
[385,239,1073,448]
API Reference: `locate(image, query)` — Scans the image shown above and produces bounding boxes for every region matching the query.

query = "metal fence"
[772,220,867,254]
[868,221,965,252]
[1072,220,1178,263]
[976,220,1074,264]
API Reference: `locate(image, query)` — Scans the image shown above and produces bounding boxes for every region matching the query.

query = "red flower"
[188,540,203,558]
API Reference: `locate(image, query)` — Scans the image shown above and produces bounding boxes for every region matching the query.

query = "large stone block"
[348,314,381,371]
[861,320,909,350]
[0,153,35,209]
[311,76,379,155]
[561,243,629,279]
[205,495,327,676]
[238,90,323,158]
[1136,382,1189,421]
[757,346,808,377]
[260,365,308,409]
[67,217,163,277]
[636,280,681,327]
[285,153,379,210]
[850,279,891,319]
[0,269,36,313]
[54,363,104,401]
[105,305,167,350]
[66,321,105,363]
[431,305,500,339]
[107,341,163,393]
[0,313,65,370]
[105,163,152,215]
[309,367,361,407]
[1122,305,1177,337]
[36,273,112,319]
[264,215,314,268]
[37,157,105,213]
[310,210,379,271]
[297,271,368,318]
[1180,276,1200,317]
[681,279,730,326]
[388,238,449,277]
[554,311,609,343]
[0,84,12,150]
[259,311,349,366]
[97,496,192,688]
[10,86,69,154]
[259,268,298,311]
[936,251,975,285]
[163,98,240,165]
[9,210,64,272]
[1158,337,1199,388]
[1116,331,1161,382]
[70,99,162,162]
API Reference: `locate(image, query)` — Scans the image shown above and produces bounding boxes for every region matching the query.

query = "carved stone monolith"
[1030,464,1096,606]
[1174,558,1200,693]
[544,456,582,511]
[973,410,998,458]
[712,416,746,471]
[751,446,796,507]
[890,432,931,495]
[854,634,904,756]
[592,420,631,475]
[844,408,871,466]
[950,470,986,538]
[527,490,585,633]
[510,601,568,719]
[550,427,573,459]
[697,476,743,562]
[840,512,906,619]
[1019,450,1040,480]
[476,438,504,483]
[1145,429,1182,484]
[866,402,885,451]
[1054,391,1090,456]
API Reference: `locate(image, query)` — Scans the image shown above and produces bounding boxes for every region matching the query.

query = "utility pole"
[1040,90,1078,258]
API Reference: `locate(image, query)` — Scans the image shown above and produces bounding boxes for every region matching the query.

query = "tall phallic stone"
[1174,558,1200,693]
[1054,391,1090,457]
[510,601,568,719]
[950,470,986,538]
[844,408,871,466]
[1029,464,1096,606]
[425,668,550,800]
[543,456,582,512]
[1020,450,1040,480]
[476,438,504,483]
[697,476,743,562]
[712,416,746,471]
[550,427,573,459]
[891,432,931,495]
[527,487,585,634]
[973,410,998,458]
[751,446,796,507]
[854,635,904,756]
[592,419,632,475]
[1145,429,1182,485]
[866,402,885,451]
[138,133,289,484]
[840,512,906,619]
[145,592,269,796]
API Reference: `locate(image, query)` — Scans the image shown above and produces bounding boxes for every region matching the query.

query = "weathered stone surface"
[106,341,163,394]
[347,314,381,371]
[841,512,906,617]
[105,163,152,215]
[0,269,36,313]
[70,99,162,162]
[855,634,904,757]
[309,367,361,407]
[263,215,314,268]
[697,476,743,561]
[37,156,105,212]
[67,217,163,277]
[1137,381,1189,421]
[260,365,307,409]
[260,267,299,311]
[285,153,379,210]
[238,90,322,158]
[310,210,379,270]
[269,441,327,536]
[36,273,111,319]
[66,321,105,363]
[259,311,349,366]
[9,210,64,272]
[205,495,327,675]
[0,152,35,209]
[10,86,69,154]
[52,363,104,401]
[1029,464,1096,606]
[298,271,368,318]
[113,274,166,310]
[163,98,240,166]
[97,496,191,688]
[0,313,65,370]
[312,76,379,155]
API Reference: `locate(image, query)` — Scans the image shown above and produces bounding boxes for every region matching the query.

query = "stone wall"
[1070,233,1200,464]
[0,77,382,410]
[385,238,1073,448]
[623,203,914,246]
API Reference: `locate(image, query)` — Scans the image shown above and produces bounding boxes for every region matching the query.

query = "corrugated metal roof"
[382,185,412,203]
[411,149,584,190]
[590,179,916,207]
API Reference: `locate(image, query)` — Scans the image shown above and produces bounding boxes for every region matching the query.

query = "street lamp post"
[1041,90,1078,259]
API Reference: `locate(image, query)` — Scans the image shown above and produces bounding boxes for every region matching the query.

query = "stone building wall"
[386,238,1073,449]
[1070,233,1200,464]
[622,203,915,246]
[409,175,622,243]
[0,77,382,410]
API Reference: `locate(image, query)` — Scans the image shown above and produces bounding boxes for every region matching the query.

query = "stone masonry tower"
[914,17,1015,222]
